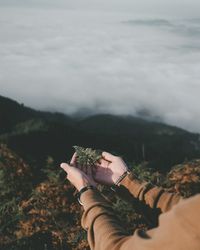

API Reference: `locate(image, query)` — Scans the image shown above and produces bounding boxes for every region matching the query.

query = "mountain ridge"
[0,95,195,134]
[1,95,200,172]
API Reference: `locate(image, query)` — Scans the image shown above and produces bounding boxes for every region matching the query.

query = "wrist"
[77,180,91,192]
[76,185,96,205]
[115,170,131,186]
[119,171,138,188]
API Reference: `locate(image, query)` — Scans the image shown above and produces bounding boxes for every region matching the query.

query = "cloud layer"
[0,6,200,132]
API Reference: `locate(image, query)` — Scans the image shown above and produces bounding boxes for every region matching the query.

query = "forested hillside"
[1,95,200,173]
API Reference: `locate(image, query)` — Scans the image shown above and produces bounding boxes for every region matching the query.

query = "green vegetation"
[0,146,89,250]
[73,146,102,167]
[0,144,199,250]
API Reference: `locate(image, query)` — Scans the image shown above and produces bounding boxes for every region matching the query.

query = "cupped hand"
[70,151,128,186]
[60,162,96,191]
[94,152,128,185]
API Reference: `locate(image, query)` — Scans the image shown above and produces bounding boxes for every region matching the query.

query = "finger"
[91,165,98,178]
[86,165,91,175]
[76,163,82,170]
[92,164,98,172]
[82,164,87,173]
[91,167,97,181]
[70,152,77,166]
[60,163,71,174]
[79,163,84,172]
[102,151,115,162]
[84,164,88,175]
[100,158,110,167]
[87,165,92,176]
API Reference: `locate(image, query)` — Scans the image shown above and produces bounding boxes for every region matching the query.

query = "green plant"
[73,146,102,167]
[131,163,165,186]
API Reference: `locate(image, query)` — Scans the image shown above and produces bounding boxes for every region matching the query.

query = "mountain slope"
[77,114,187,136]
[1,95,200,172]
[0,95,73,134]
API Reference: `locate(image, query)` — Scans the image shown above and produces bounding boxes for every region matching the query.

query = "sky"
[0,1,200,133]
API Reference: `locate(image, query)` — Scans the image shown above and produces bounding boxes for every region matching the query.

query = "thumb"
[102,151,115,161]
[60,163,71,173]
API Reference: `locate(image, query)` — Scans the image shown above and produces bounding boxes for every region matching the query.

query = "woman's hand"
[60,162,96,191]
[94,152,128,185]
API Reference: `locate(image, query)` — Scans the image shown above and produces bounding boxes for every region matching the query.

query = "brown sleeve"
[120,173,181,213]
[81,190,200,250]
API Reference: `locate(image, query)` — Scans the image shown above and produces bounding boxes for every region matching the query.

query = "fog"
[0,1,200,132]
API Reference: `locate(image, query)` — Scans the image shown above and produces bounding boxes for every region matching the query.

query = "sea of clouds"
[0,3,200,132]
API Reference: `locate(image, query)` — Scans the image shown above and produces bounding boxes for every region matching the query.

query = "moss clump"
[73,146,102,167]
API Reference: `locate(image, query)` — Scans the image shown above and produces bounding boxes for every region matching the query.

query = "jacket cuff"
[120,172,148,198]
[80,189,109,211]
